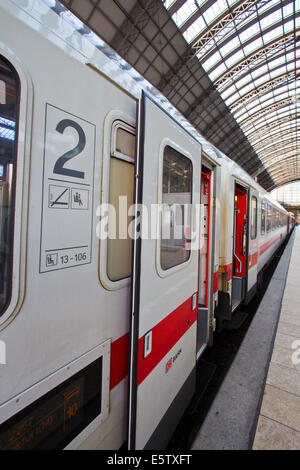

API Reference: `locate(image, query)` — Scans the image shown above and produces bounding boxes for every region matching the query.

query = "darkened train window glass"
[161,146,192,271]
[266,204,272,232]
[272,207,276,230]
[261,201,266,235]
[250,196,257,239]
[276,211,280,228]
[0,56,19,316]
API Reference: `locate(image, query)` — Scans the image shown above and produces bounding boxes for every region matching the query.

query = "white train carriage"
[215,160,291,325]
[0,0,292,451]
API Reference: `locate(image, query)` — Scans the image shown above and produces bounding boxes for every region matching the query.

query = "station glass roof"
[48,0,299,190]
[161,0,299,188]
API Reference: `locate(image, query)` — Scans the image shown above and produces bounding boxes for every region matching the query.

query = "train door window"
[107,121,135,282]
[261,201,266,235]
[272,207,276,231]
[266,204,272,232]
[199,166,211,307]
[0,56,19,316]
[160,146,192,271]
[250,196,257,239]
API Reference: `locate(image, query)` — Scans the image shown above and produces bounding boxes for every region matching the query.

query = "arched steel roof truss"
[57,0,299,191]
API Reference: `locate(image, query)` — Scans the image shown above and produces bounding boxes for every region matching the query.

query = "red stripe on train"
[213,271,219,294]
[248,252,258,268]
[110,333,129,390]
[137,295,197,386]
[259,234,281,256]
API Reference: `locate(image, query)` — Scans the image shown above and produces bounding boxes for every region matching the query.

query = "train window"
[0,56,19,316]
[272,207,276,230]
[266,204,272,232]
[250,196,257,239]
[107,122,135,282]
[160,146,192,271]
[261,201,266,235]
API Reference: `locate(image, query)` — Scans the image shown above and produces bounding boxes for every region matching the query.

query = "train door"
[247,189,258,300]
[197,163,215,354]
[128,92,201,450]
[232,182,248,311]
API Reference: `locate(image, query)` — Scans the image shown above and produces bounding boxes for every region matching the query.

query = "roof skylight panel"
[251,64,269,78]
[273,84,289,96]
[283,19,295,33]
[219,35,241,57]
[172,0,198,28]
[265,150,298,167]
[262,25,284,44]
[203,2,228,26]
[235,73,253,89]
[258,139,296,156]
[214,0,228,15]
[270,65,287,79]
[243,37,264,56]
[262,8,282,29]
[239,22,260,43]
[221,84,237,100]
[257,108,291,126]
[267,55,288,73]
[259,0,281,15]
[208,62,227,81]
[251,97,275,113]
[254,74,269,87]
[225,91,241,106]
[248,96,270,111]
[202,50,223,71]
[236,81,255,98]
[162,0,176,9]
[243,113,274,130]
[225,49,244,68]
[183,16,206,43]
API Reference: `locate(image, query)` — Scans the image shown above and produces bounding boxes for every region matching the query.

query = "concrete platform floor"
[253,226,300,450]
[191,228,297,450]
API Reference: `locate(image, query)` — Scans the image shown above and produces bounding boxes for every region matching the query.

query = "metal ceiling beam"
[216,29,297,91]
[258,168,299,188]
[230,73,296,114]
[237,97,297,129]
[269,177,300,191]
[253,126,298,151]
[223,52,299,102]
[220,44,300,97]
[246,112,298,142]
[58,0,298,192]
[196,0,295,65]
[257,136,299,158]
[260,157,300,177]
[259,150,300,174]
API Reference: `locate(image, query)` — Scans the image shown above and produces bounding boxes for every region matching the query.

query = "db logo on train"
[165,357,173,374]
[165,349,182,374]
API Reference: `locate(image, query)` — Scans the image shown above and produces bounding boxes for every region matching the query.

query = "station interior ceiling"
[59,0,299,192]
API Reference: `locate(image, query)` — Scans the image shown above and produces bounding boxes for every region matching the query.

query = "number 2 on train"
[53,118,86,179]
